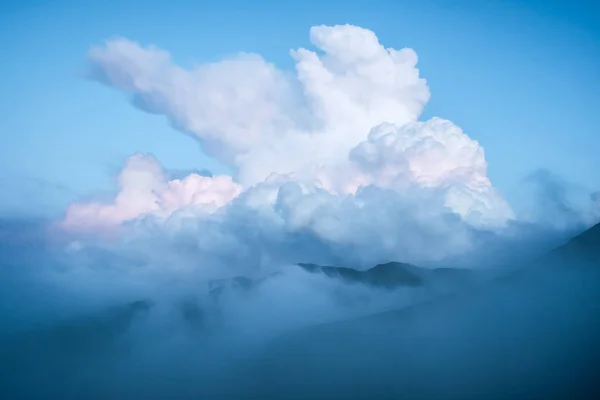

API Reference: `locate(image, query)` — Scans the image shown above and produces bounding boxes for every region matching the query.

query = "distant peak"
[297,261,424,289]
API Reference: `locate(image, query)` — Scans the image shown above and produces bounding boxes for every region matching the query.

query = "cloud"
[86,24,431,187]
[517,169,600,229]
[73,24,517,249]
[61,154,241,232]
[87,38,299,171]
[349,118,513,226]
[58,23,600,280]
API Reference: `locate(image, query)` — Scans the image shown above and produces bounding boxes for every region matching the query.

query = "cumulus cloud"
[87,25,430,185]
[349,118,513,226]
[87,39,300,171]
[61,24,523,267]
[61,154,241,232]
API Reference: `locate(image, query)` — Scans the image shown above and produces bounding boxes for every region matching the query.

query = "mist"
[1,217,599,399]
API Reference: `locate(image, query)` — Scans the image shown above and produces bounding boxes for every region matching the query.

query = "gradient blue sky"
[1,0,599,218]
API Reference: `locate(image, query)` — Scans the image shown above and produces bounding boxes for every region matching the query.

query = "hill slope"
[542,222,600,267]
[252,222,600,399]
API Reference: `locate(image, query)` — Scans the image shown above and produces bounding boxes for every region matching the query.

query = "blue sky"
[1,0,599,218]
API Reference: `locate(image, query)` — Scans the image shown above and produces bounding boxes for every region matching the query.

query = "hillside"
[542,222,600,267]
[254,222,600,399]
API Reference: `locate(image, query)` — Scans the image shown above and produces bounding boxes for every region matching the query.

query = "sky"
[1,0,599,219]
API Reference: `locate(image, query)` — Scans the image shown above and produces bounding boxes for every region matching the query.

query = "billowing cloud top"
[62,24,516,266]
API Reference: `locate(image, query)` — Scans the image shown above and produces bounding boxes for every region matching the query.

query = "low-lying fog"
[1,222,599,399]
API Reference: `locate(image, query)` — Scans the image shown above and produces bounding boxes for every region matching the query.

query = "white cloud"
[87,39,299,171]
[349,118,514,226]
[63,24,516,264]
[61,154,241,232]
[86,24,430,186]
[292,25,429,135]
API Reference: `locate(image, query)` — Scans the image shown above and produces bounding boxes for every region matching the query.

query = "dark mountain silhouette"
[298,262,425,288]
[298,261,479,290]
